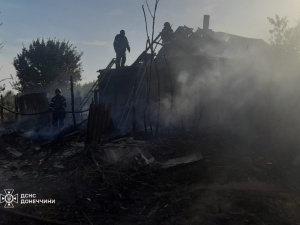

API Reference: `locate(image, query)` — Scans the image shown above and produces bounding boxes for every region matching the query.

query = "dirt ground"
[0,128,300,224]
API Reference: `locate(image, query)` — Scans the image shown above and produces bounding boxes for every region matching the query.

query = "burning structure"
[88,15,271,135]
[1,15,276,139]
[2,13,300,225]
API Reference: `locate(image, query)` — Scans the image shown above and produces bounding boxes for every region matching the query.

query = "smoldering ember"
[1,10,300,225]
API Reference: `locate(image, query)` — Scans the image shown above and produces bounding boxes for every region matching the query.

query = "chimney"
[203,15,210,31]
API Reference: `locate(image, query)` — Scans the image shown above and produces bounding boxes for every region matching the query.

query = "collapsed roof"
[96,16,273,134]
[156,18,270,60]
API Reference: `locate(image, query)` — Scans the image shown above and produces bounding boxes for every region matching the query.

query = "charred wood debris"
[0,103,205,185]
[0,97,210,224]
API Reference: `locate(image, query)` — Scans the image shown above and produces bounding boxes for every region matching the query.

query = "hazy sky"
[0,0,299,88]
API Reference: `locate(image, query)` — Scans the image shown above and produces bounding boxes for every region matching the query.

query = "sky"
[0,0,299,90]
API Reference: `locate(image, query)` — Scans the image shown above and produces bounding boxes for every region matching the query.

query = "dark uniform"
[49,89,67,128]
[161,22,174,45]
[160,22,174,58]
[113,30,130,68]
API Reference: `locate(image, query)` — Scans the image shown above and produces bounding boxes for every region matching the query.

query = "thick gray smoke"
[158,34,300,146]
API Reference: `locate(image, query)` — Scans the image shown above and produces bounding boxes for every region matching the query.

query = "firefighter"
[161,22,174,44]
[113,30,130,68]
[49,89,67,128]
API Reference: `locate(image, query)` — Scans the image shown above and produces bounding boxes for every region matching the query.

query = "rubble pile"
[1,125,300,224]
[0,123,208,223]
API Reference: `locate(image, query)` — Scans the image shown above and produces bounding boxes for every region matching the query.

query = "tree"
[13,38,83,93]
[268,14,300,57]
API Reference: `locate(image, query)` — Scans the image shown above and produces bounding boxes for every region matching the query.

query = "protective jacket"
[114,34,130,52]
[49,95,67,111]
[161,27,174,44]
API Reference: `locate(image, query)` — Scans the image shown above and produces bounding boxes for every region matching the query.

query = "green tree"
[268,14,300,56]
[13,38,83,93]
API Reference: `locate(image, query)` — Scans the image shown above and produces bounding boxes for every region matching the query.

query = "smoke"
[157,35,300,146]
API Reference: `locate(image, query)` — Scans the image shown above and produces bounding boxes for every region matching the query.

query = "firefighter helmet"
[164,22,171,27]
[55,89,62,94]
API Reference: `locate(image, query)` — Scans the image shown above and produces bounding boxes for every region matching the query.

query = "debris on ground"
[5,147,23,158]
[0,126,300,225]
[160,152,203,168]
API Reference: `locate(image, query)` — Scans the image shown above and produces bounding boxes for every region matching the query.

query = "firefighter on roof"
[49,89,67,128]
[161,22,174,44]
[113,30,130,68]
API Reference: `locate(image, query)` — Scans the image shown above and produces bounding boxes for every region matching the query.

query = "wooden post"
[85,103,111,148]
[70,75,76,126]
[0,95,3,123]
[14,94,19,121]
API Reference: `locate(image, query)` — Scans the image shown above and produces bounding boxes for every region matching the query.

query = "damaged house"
[90,15,271,134]
[5,15,272,136]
